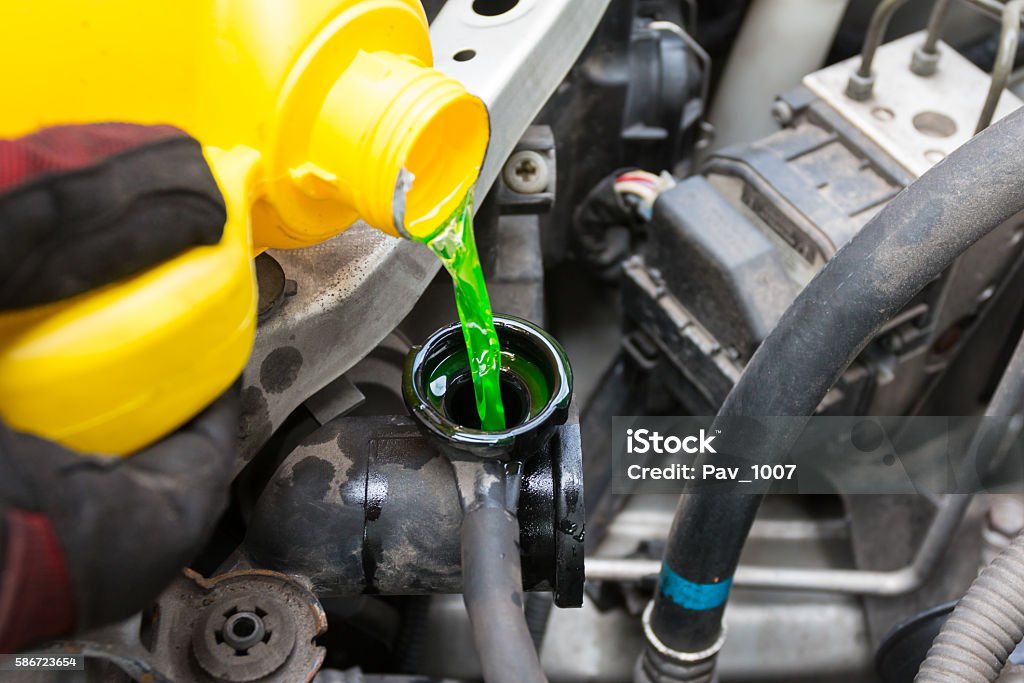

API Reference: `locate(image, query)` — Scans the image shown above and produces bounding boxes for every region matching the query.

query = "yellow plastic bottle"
[0,0,490,455]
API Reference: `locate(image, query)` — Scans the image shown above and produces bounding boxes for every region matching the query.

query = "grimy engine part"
[239,414,584,607]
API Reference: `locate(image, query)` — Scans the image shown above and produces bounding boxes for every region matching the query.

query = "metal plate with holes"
[804,31,1023,177]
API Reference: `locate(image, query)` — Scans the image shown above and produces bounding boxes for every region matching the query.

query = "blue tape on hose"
[659,564,733,610]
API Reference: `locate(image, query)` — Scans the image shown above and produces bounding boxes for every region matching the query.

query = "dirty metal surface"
[241,415,585,606]
[149,569,326,683]
[29,570,325,683]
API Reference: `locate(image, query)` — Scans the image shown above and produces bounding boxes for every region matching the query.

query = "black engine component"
[240,415,585,608]
[540,0,707,262]
[875,601,955,683]
[623,90,1024,416]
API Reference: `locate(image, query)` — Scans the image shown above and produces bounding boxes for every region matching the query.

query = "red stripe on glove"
[0,123,186,192]
[0,509,75,653]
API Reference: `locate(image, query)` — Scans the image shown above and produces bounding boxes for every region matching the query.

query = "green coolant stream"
[420,192,506,431]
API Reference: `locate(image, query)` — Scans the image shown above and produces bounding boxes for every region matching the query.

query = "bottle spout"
[260,49,489,246]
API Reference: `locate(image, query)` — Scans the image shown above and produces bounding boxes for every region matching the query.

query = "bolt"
[502,150,550,194]
[771,99,794,126]
[695,121,715,151]
[222,611,267,652]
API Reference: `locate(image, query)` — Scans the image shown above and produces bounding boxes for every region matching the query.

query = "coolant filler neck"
[402,315,573,463]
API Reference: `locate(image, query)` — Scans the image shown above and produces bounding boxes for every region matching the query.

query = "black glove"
[0,122,226,308]
[0,123,241,653]
[0,392,239,649]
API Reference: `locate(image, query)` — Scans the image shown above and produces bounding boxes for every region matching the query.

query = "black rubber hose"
[645,106,1024,660]
[462,506,547,683]
[914,329,1024,683]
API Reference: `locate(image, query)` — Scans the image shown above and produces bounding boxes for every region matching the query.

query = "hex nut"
[910,46,940,77]
[845,71,875,101]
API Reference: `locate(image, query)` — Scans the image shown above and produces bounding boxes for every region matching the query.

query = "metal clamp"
[641,601,727,664]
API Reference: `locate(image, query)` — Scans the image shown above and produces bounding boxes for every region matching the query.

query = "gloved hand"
[0,123,242,652]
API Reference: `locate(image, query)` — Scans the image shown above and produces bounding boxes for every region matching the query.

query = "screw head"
[771,99,794,126]
[503,150,550,194]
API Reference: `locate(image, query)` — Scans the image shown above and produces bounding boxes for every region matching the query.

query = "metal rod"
[977,0,1024,132]
[587,494,971,595]
[964,0,1024,24]
[856,0,1024,96]
[922,0,955,53]
[857,0,913,78]
[591,327,1024,595]
[848,0,913,98]
[912,0,954,75]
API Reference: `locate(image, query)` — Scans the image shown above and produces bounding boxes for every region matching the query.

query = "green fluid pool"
[420,192,506,431]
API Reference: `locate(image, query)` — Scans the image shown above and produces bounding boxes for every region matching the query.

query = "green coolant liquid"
[420,192,506,431]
